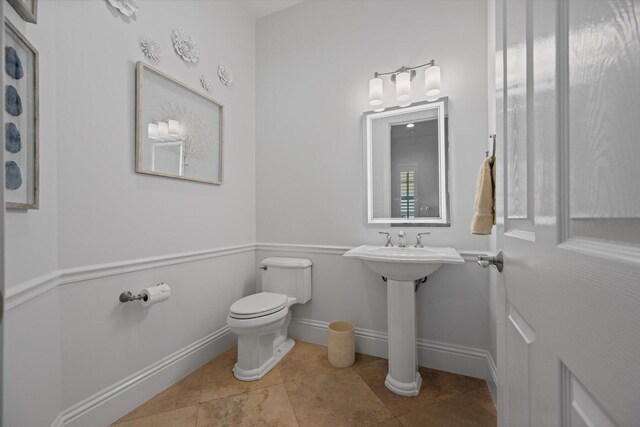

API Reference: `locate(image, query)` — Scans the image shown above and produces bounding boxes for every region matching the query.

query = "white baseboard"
[55,326,235,427]
[290,317,494,382]
[486,353,498,407]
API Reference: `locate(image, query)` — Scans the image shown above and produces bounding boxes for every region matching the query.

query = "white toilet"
[227,257,312,381]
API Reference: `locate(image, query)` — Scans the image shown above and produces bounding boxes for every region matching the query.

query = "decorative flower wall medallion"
[217,65,233,86]
[200,75,212,93]
[106,0,138,18]
[139,37,161,62]
[171,29,199,64]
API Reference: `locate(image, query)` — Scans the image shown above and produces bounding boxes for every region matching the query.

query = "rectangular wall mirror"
[136,62,223,185]
[364,99,449,225]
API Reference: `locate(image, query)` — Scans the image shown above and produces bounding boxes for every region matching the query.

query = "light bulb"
[158,121,169,139]
[425,65,441,100]
[168,120,180,137]
[369,77,383,106]
[148,123,159,140]
[396,71,411,106]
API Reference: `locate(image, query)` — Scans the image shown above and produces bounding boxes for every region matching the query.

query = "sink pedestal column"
[385,279,422,396]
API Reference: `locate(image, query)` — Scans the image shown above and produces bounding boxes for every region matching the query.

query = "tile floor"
[113,341,496,427]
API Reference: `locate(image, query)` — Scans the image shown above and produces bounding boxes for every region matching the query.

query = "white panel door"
[495,0,640,426]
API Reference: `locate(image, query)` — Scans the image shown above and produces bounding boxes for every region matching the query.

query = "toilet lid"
[229,292,288,319]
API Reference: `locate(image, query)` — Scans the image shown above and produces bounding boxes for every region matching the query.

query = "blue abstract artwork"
[6,85,22,116]
[6,122,21,153]
[5,161,22,190]
[5,46,23,79]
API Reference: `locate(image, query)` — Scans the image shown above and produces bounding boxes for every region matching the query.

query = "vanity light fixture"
[368,59,441,110]
[406,123,415,128]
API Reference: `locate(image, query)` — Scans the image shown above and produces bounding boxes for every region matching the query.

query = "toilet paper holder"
[119,283,171,305]
[119,290,147,303]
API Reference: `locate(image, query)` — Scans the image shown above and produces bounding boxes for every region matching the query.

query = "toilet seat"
[229,292,288,319]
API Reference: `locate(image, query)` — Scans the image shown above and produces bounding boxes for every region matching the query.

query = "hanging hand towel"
[471,156,496,235]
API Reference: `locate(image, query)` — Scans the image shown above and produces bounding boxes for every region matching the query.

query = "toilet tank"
[260,257,312,304]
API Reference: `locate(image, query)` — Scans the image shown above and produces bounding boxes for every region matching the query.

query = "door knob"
[477,251,504,272]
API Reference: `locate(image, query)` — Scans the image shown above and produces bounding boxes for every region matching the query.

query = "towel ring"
[486,134,496,158]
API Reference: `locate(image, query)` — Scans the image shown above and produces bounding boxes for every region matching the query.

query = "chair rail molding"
[6,243,256,310]
[7,242,488,309]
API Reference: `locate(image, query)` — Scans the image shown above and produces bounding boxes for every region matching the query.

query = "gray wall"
[4,1,257,425]
[256,0,491,361]
[256,0,489,249]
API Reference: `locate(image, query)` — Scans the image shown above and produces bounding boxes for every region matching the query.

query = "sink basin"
[343,243,465,397]
[343,245,464,281]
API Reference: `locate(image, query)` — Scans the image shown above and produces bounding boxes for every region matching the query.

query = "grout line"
[113,369,206,423]
[281,368,339,384]
[118,345,238,423]
[195,365,206,427]
[112,404,200,426]
[282,380,302,427]
[463,385,498,417]
[198,382,278,405]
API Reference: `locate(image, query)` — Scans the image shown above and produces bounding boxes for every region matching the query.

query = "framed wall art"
[135,61,223,185]
[5,18,39,210]
[7,0,37,24]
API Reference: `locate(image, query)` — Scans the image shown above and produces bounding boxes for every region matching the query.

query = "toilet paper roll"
[140,283,171,307]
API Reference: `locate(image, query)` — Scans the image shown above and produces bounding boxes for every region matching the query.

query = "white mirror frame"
[364,99,449,225]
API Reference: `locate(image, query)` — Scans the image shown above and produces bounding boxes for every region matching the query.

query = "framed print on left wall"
[5,19,39,209]
[7,0,37,24]
[136,61,224,185]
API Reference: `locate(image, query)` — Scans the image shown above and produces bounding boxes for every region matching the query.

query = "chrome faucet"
[379,232,393,247]
[415,232,431,248]
[397,231,407,247]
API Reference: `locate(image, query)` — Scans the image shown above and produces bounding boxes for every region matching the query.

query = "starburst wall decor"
[139,37,161,62]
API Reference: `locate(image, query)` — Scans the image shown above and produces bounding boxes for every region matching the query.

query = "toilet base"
[233,337,295,381]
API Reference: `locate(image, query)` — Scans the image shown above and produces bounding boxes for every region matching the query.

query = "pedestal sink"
[343,244,464,396]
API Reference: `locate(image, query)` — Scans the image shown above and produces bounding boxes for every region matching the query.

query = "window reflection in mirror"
[365,100,449,225]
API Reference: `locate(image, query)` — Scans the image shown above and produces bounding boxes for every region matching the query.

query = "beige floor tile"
[397,394,496,427]
[278,340,338,382]
[199,346,283,403]
[196,384,298,427]
[115,345,496,427]
[115,367,204,422]
[422,367,486,393]
[285,368,394,427]
[353,352,385,368]
[465,383,496,416]
[112,405,198,427]
[354,359,460,417]
[368,418,402,426]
